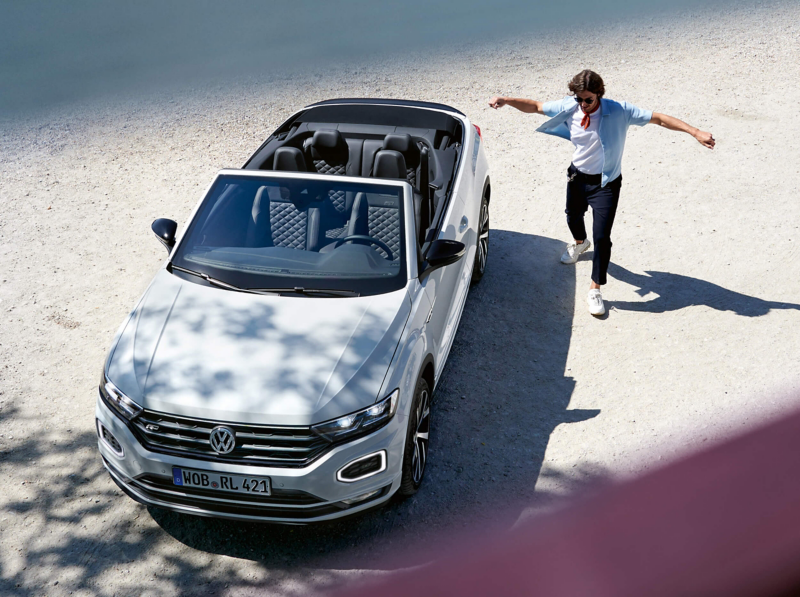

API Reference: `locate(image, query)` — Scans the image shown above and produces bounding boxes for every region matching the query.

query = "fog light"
[341,489,383,505]
[337,450,386,482]
[97,420,124,458]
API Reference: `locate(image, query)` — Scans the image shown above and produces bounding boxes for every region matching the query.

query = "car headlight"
[99,373,143,421]
[311,389,399,443]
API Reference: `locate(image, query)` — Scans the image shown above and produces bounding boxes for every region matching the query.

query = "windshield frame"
[166,169,419,291]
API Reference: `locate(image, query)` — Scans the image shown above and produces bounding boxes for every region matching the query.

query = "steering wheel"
[333,235,394,261]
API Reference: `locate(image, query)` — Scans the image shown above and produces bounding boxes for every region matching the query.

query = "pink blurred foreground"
[341,404,800,597]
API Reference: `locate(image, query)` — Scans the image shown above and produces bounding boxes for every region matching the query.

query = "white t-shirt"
[569,104,604,175]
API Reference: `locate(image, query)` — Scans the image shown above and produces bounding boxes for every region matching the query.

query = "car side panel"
[430,125,491,387]
[421,121,490,387]
[421,118,478,382]
[376,280,432,440]
[460,123,490,270]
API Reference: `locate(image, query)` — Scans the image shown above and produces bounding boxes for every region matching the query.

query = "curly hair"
[568,70,605,98]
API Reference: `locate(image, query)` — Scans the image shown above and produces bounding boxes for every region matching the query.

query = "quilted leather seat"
[371,148,420,255]
[372,143,431,244]
[345,192,401,262]
[381,134,421,189]
[305,130,351,177]
[245,185,321,251]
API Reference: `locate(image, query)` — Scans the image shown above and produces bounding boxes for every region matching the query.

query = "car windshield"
[170,175,407,296]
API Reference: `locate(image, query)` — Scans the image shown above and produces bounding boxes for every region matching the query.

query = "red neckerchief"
[580,100,600,129]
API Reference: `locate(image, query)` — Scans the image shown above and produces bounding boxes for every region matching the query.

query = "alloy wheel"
[477,200,489,275]
[411,388,430,484]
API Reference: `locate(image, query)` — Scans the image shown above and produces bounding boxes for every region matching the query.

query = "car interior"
[173,174,407,297]
[242,101,465,254]
[191,175,403,260]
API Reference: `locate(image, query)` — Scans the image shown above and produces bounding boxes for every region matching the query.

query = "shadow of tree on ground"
[152,230,607,568]
[1,229,610,596]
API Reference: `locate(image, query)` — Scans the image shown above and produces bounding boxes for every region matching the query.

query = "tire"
[399,376,431,497]
[471,193,489,285]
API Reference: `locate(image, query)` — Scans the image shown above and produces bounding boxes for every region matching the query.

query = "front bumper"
[96,396,405,523]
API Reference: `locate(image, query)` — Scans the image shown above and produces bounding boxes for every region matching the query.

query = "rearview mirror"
[151,218,178,253]
[420,239,465,278]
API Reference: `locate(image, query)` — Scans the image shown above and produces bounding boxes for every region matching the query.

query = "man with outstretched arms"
[489,70,714,316]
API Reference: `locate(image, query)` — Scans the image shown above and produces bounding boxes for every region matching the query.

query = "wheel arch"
[420,354,436,394]
[482,176,491,203]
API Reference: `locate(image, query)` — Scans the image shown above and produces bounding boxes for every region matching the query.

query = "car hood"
[107,269,410,426]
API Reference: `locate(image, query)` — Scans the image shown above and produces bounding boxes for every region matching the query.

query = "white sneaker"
[560,240,591,264]
[587,289,605,316]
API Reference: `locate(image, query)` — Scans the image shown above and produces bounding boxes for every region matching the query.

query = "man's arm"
[488,96,545,114]
[650,112,715,149]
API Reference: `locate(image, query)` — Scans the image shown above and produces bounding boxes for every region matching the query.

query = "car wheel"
[399,376,431,496]
[471,194,489,285]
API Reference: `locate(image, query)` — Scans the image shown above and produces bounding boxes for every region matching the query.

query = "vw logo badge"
[209,426,236,454]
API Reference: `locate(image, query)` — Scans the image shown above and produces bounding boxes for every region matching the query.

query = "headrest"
[311,129,345,151]
[382,133,416,157]
[272,147,307,172]
[373,150,407,180]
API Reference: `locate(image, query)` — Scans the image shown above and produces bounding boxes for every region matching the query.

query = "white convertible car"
[96,99,491,522]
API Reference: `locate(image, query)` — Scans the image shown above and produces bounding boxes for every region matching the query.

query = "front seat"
[272,146,307,171]
[318,191,370,255]
[305,129,360,240]
[246,184,321,251]
[373,149,419,252]
[372,149,407,181]
[381,133,421,189]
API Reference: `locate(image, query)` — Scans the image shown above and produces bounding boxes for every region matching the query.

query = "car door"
[421,189,470,380]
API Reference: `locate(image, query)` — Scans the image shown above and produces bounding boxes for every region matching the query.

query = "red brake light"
[474,124,482,139]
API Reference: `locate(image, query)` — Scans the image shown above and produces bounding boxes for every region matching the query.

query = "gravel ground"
[1,1,799,595]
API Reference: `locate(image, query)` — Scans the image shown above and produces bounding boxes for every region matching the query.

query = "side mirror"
[420,239,466,278]
[151,218,178,253]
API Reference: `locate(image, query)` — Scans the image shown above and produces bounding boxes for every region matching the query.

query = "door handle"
[459,216,469,232]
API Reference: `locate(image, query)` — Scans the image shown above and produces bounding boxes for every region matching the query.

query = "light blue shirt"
[537,96,653,187]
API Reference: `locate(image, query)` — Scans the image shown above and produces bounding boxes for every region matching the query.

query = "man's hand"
[694,130,715,149]
[651,112,715,150]
[488,96,506,109]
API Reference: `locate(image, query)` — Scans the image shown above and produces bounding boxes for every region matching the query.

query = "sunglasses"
[575,96,595,105]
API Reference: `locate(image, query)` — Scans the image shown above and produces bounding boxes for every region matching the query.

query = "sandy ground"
[2,1,800,595]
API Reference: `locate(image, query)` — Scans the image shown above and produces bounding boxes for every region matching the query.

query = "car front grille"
[130,410,331,468]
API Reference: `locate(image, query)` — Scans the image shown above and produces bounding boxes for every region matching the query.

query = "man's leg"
[587,176,622,287]
[565,170,588,242]
[561,168,591,264]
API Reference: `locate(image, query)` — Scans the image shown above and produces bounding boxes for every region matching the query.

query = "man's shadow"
[148,229,606,571]
[608,263,800,316]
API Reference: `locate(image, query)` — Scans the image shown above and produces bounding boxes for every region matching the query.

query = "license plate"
[172,467,271,495]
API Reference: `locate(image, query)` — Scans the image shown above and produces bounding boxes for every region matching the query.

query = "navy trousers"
[565,164,622,285]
